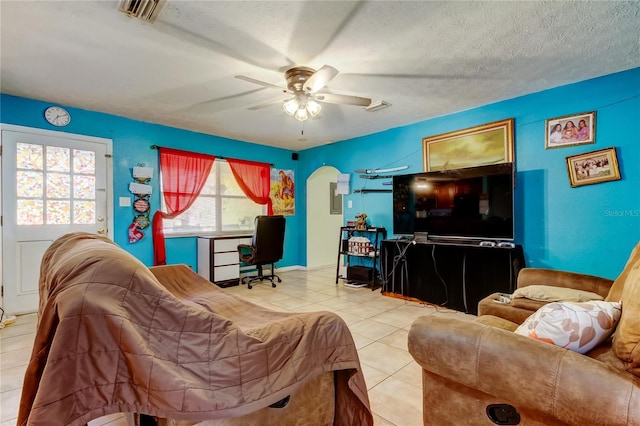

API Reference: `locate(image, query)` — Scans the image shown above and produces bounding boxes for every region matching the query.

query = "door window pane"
[73,149,95,174]
[73,175,96,199]
[17,171,44,197]
[46,200,71,224]
[46,146,70,172]
[16,143,43,170]
[74,201,96,224]
[46,173,71,198]
[17,200,43,225]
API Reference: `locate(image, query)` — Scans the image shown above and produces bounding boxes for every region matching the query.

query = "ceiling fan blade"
[288,2,363,64]
[155,22,294,74]
[181,88,266,113]
[315,93,372,107]
[235,75,289,92]
[304,65,339,93]
[247,98,286,110]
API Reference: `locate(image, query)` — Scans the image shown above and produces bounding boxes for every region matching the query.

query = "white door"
[1,127,112,314]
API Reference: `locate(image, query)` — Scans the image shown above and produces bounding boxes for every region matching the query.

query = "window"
[16,143,96,225]
[162,160,265,235]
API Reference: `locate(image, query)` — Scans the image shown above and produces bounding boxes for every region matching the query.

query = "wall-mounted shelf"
[353,189,392,194]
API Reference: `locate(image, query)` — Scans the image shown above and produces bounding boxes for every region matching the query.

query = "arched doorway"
[306,166,343,269]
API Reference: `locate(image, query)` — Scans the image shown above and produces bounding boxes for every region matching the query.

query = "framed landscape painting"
[422,118,514,171]
[546,111,595,149]
[566,147,620,187]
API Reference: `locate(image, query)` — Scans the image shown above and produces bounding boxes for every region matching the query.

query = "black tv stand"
[380,239,525,314]
[417,238,515,248]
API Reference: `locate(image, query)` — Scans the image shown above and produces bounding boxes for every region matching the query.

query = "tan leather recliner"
[408,242,640,425]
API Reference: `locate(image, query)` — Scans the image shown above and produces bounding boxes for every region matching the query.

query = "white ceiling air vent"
[118,0,166,23]
[364,101,391,112]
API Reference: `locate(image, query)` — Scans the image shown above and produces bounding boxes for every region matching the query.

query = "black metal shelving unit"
[335,226,387,290]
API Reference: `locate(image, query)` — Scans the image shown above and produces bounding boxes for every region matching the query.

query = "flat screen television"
[392,163,514,240]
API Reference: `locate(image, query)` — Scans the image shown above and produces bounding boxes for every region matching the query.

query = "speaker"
[346,266,373,282]
[292,152,299,160]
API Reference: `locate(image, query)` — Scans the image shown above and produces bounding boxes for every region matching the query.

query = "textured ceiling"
[1,1,639,149]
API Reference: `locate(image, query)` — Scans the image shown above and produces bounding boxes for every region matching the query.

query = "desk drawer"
[214,264,239,282]
[198,235,252,284]
[216,237,251,252]
[214,251,239,266]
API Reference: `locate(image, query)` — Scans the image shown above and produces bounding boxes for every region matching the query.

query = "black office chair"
[237,215,286,289]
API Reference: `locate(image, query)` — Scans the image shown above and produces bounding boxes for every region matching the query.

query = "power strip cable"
[431,244,449,307]
[383,239,415,295]
[462,250,468,313]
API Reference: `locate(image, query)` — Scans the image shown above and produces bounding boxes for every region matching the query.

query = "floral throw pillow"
[514,301,622,354]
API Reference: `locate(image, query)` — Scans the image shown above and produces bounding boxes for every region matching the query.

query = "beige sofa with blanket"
[408,242,640,425]
[19,232,372,426]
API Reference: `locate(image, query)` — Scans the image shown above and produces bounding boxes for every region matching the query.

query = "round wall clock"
[44,106,71,127]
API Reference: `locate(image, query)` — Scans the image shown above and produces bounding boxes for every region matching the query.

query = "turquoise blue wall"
[2,68,638,278]
[0,94,300,267]
[297,68,640,279]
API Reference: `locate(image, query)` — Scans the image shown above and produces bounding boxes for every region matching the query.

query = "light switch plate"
[119,197,131,207]
[348,200,353,208]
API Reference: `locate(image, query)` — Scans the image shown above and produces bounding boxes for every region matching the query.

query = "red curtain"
[152,148,215,265]
[227,158,273,215]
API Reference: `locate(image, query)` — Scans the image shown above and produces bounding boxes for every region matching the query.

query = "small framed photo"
[546,111,595,149]
[566,147,620,187]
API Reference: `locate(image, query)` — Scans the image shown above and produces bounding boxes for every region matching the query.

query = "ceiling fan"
[235,65,372,121]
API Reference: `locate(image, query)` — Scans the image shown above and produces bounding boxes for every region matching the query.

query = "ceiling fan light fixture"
[284,96,321,121]
[237,65,374,121]
[307,100,321,117]
[294,106,308,121]
[283,98,298,115]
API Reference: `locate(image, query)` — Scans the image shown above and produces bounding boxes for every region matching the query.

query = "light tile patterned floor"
[0,266,474,426]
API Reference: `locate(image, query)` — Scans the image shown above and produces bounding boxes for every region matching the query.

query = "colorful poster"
[270,169,295,216]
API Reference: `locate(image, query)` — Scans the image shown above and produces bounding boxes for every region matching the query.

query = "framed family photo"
[422,118,514,171]
[546,111,595,149]
[566,147,620,187]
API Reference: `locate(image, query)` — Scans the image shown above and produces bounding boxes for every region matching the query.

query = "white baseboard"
[304,264,335,271]
[275,265,305,272]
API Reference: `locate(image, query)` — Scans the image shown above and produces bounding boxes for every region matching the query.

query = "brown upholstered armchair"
[477,268,615,325]
[408,242,640,425]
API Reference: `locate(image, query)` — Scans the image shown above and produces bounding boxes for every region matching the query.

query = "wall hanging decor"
[270,168,295,216]
[128,164,153,243]
[566,147,620,187]
[546,111,596,149]
[422,118,514,172]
